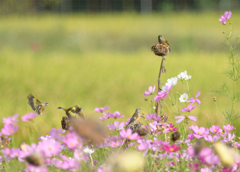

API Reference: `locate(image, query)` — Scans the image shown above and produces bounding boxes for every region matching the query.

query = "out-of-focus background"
[1,0,240,144]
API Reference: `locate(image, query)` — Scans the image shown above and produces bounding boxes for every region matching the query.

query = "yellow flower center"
[214,130,216,133]
[183,97,185,100]
[170,148,174,152]
[127,135,131,139]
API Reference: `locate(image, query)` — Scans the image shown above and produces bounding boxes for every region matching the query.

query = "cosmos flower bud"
[213,97,217,102]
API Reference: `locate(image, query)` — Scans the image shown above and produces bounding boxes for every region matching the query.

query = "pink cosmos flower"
[221,133,235,143]
[1,123,18,135]
[21,112,37,121]
[108,121,124,131]
[219,129,228,137]
[3,114,19,124]
[107,111,124,119]
[73,149,89,162]
[94,106,110,113]
[189,162,199,170]
[154,92,167,101]
[162,144,181,153]
[188,133,195,140]
[99,112,108,121]
[204,135,220,143]
[204,155,220,165]
[2,148,11,161]
[187,92,201,105]
[146,114,161,121]
[137,140,151,151]
[209,125,220,134]
[191,126,209,139]
[63,133,82,150]
[181,105,196,112]
[110,140,123,148]
[120,129,139,140]
[49,128,65,141]
[144,85,155,96]
[223,124,234,132]
[38,139,61,157]
[175,115,197,123]
[219,11,232,24]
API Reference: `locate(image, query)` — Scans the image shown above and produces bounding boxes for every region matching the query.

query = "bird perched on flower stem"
[151,35,170,57]
[58,105,84,119]
[27,94,48,115]
[126,108,144,129]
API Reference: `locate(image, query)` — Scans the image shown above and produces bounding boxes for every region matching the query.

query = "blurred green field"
[0,12,240,145]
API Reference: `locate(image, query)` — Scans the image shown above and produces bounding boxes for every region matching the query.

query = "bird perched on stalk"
[126,108,144,129]
[151,35,170,57]
[58,105,84,119]
[27,94,48,115]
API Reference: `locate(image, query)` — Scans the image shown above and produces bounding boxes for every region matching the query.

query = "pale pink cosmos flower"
[223,124,234,132]
[144,85,155,96]
[137,140,151,151]
[120,129,139,140]
[108,121,124,131]
[49,128,65,141]
[175,115,197,123]
[181,105,196,112]
[187,92,201,105]
[63,133,82,150]
[189,162,199,171]
[107,111,124,119]
[99,112,108,121]
[1,123,18,136]
[2,148,11,161]
[110,140,123,148]
[146,114,161,121]
[204,135,220,143]
[219,11,232,24]
[73,149,89,162]
[38,139,61,157]
[221,133,235,143]
[3,114,19,124]
[209,125,220,134]
[94,106,110,113]
[21,112,37,121]
[191,126,209,139]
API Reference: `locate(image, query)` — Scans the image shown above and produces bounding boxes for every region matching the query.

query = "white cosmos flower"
[185,75,192,80]
[166,77,178,87]
[84,147,94,154]
[179,93,188,102]
[178,71,187,80]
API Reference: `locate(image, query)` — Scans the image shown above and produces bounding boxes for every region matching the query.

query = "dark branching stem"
[156,56,166,115]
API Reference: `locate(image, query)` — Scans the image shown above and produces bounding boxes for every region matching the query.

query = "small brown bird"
[126,108,143,128]
[151,35,170,57]
[158,35,170,51]
[27,94,48,115]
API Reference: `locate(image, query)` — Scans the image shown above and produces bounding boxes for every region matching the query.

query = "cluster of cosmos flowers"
[0,11,238,172]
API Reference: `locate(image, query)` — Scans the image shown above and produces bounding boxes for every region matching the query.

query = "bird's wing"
[27,94,42,111]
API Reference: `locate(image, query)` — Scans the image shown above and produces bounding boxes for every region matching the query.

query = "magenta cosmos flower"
[120,128,139,140]
[187,92,201,105]
[144,85,155,96]
[181,105,196,112]
[1,123,18,135]
[108,121,124,131]
[3,114,19,124]
[162,144,181,153]
[219,11,232,24]
[175,115,197,123]
[21,112,37,121]
[93,106,110,113]
[154,92,167,101]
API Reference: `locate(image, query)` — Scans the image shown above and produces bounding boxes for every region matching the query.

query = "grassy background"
[0,12,240,145]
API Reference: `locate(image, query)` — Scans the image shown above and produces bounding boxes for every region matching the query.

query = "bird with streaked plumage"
[126,108,144,129]
[27,94,48,115]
